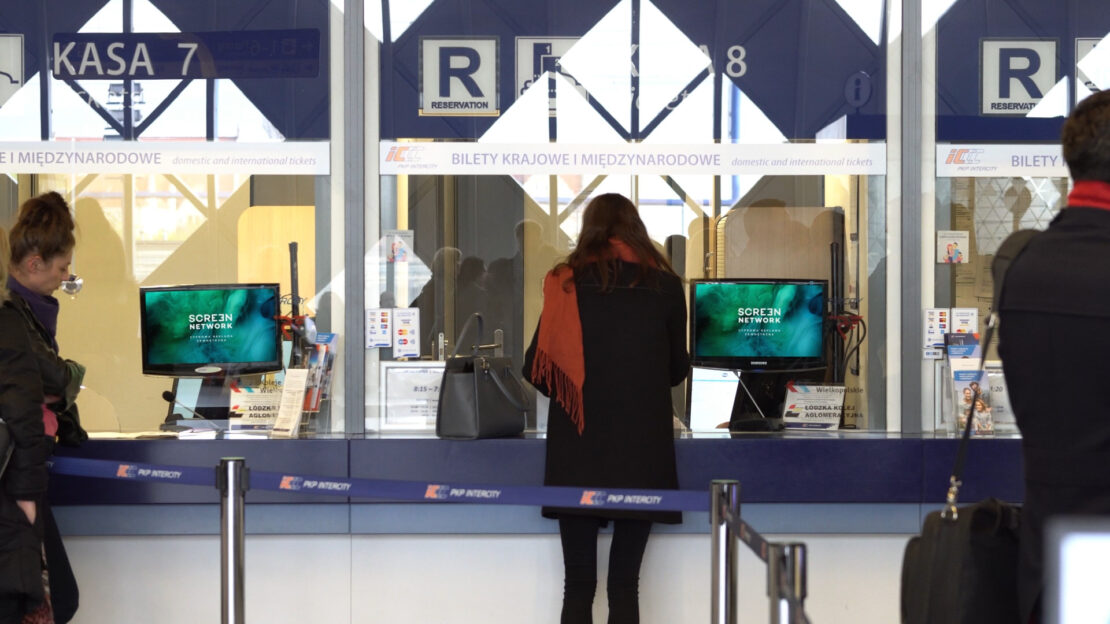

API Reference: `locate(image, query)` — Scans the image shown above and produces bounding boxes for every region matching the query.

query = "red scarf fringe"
[531,238,644,436]
[530,347,584,435]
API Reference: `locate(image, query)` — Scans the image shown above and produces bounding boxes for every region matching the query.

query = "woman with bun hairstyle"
[523,193,689,623]
[0,225,55,623]
[5,191,87,623]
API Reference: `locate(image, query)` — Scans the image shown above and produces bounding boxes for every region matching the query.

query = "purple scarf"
[7,275,60,351]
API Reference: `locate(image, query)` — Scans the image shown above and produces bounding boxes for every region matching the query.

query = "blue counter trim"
[54,504,352,536]
[49,435,1024,536]
[53,502,927,536]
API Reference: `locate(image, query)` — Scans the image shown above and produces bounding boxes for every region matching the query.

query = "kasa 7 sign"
[51,30,320,80]
[420,37,499,117]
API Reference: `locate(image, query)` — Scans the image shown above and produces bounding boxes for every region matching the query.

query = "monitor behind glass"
[139,283,282,377]
[690,279,827,372]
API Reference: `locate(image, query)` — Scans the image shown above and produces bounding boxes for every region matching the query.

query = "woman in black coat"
[523,193,689,624]
[4,193,86,623]
[0,228,54,623]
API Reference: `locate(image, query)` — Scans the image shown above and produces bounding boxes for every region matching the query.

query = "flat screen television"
[139,283,283,377]
[690,279,827,372]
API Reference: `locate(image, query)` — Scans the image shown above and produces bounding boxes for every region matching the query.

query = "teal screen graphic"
[143,287,279,366]
[693,282,825,359]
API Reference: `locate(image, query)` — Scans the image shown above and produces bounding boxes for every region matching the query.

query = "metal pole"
[219,458,248,624]
[768,543,807,624]
[710,480,740,624]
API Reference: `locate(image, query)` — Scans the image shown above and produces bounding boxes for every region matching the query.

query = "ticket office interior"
[0,169,885,434]
[1,0,1101,436]
[372,171,887,432]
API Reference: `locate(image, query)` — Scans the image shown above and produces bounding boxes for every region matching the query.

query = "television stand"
[729,372,783,431]
[727,368,828,432]
[193,375,232,420]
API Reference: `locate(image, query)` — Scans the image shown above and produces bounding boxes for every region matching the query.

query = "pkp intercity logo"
[580,490,606,506]
[425,484,451,500]
[279,476,304,491]
[116,464,138,479]
[945,148,984,165]
[384,145,425,163]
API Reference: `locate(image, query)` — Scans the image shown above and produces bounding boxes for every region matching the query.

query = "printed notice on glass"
[366,308,392,348]
[924,308,950,348]
[392,308,420,359]
[270,369,309,438]
[229,385,281,431]
[781,384,846,430]
[951,308,979,335]
[382,363,445,428]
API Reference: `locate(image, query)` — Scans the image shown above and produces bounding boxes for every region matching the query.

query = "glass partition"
[927,0,1108,432]
[372,0,893,431]
[0,0,341,433]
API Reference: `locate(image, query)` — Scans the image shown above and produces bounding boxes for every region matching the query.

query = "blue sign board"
[381,0,885,141]
[51,29,320,80]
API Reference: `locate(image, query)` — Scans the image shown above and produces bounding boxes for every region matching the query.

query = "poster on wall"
[936,230,969,264]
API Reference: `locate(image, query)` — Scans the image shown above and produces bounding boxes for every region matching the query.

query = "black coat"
[0,300,51,608]
[524,262,689,523]
[6,294,86,448]
[998,206,1110,622]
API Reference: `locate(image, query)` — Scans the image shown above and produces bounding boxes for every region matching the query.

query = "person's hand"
[16,500,36,525]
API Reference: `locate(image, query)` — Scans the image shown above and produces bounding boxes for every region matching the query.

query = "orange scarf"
[531,238,644,435]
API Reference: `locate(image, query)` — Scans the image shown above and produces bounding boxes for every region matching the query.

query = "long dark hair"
[9,191,75,265]
[556,193,675,292]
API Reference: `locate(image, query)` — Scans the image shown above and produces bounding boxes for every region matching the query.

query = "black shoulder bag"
[435,313,530,440]
[900,229,1039,624]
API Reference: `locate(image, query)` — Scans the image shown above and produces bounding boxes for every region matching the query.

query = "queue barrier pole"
[711,479,812,624]
[217,458,248,624]
[48,456,812,623]
[710,480,740,624]
[768,543,808,624]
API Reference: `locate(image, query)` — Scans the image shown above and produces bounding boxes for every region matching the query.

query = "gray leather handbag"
[435,313,529,440]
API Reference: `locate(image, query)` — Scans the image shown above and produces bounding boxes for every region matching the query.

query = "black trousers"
[558,516,653,624]
[0,500,77,624]
[43,503,78,624]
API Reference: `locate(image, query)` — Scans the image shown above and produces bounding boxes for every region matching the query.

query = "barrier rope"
[49,456,709,512]
[54,456,814,622]
[722,506,813,624]
[723,507,770,563]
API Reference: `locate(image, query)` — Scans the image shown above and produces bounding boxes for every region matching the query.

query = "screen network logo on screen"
[144,287,279,366]
[694,281,825,360]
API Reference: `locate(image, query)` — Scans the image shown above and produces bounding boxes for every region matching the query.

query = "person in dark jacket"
[0,227,54,623]
[997,90,1110,624]
[5,192,87,623]
[523,193,689,624]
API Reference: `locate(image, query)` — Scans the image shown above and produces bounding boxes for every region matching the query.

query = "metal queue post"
[711,480,812,624]
[49,457,813,623]
[217,458,248,624]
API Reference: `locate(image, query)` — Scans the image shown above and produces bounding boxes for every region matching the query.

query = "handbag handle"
[450,313,485,358]
[943,316,996,520]
[482,357,530,412]
[943,229,1036,520]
